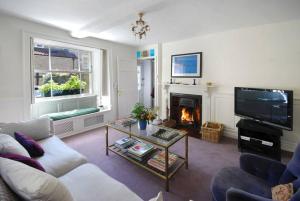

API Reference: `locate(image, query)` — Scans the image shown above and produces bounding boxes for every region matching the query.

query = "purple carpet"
[63,127,291,201]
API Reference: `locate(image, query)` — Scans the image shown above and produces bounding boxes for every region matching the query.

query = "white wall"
[0,13,136,123]
[159,20,300,152]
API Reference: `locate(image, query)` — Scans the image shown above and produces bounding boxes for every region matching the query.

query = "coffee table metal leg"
[106,126,109,156]
[185,135,188,169]
[165,147,169,192]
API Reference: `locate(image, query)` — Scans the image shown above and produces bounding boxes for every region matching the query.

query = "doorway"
[137,59,155,108]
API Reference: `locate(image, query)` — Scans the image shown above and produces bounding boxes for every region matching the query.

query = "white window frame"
[30,38,101,103]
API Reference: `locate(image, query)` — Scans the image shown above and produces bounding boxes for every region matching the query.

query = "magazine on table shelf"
[126,151,154,162]
[127,141,154,157]
[114,137,155,161]
[114,137,136,151]
[147,151,178,172]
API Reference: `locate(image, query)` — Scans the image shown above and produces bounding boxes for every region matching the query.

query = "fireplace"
[170,93,202,135]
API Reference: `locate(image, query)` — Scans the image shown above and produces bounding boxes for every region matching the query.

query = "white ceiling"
[0,0,300,46]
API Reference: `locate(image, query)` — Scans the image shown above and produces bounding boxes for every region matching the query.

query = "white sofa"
[0,118,144,201]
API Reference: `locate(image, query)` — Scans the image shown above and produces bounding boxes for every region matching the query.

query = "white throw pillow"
[149,192,163,201]
[0,158,74,201]
[0,134,30,157]
[0,117,51,140]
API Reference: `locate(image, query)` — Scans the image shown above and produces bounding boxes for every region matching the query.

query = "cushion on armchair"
[271,183,293,201]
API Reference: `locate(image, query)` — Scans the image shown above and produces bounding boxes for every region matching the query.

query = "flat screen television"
[234,87,293,131]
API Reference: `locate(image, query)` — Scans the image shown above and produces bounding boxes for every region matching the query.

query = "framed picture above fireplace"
[171,52,202,78]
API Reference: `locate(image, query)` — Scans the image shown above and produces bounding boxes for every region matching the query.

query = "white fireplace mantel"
[164,83,215,93]
[163,83,215,123]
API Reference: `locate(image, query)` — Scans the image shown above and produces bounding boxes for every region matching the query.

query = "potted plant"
[131,103,157,130]
[63,75,87,95]
[39,75,87,97]
[40,80,61,97]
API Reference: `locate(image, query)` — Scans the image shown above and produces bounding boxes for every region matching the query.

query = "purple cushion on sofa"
[14,132,44,157]
[0,153,45,172]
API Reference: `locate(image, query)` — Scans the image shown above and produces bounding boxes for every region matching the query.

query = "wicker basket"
[201,122,224,143]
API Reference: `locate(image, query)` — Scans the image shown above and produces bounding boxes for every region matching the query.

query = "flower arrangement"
[131,103,157,130]
[131,103,157,121]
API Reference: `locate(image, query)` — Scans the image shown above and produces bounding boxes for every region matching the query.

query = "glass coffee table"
[105,121,188,191]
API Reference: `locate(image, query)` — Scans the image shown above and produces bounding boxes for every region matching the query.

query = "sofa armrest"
[240,153,286,186]
[226,188,272,201]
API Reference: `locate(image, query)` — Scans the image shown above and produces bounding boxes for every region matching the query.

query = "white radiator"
[51,112,105,138]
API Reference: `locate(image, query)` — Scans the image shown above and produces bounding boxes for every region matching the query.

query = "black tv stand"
[236,119,282,161]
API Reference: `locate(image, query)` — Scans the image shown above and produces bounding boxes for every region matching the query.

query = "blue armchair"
[211,144,300,201]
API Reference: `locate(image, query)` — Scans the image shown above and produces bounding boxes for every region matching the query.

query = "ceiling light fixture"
[131,13,150,40]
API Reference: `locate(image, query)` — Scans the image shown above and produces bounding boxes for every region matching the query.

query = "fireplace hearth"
[170,93,202,137]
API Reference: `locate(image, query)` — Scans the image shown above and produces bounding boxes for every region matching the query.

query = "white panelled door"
[117,57,138,118]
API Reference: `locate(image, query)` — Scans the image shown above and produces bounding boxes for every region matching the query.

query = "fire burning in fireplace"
[181,107,194,124]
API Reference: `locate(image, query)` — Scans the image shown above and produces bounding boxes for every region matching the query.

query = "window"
[32,38,94,99]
